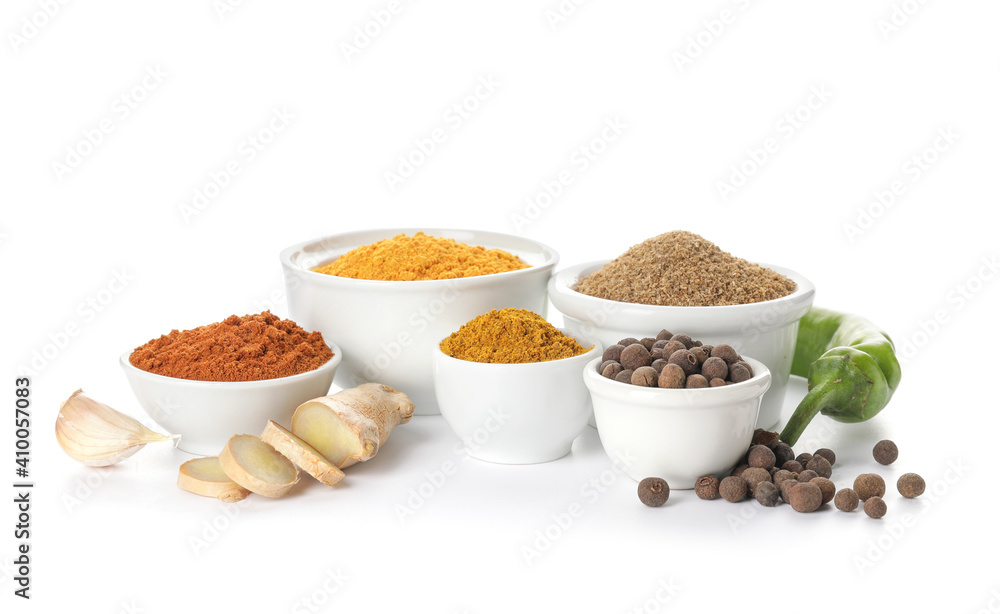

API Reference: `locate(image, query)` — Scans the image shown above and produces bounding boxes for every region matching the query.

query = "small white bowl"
[433,331,601,464]
[584,355,771,488]
[280,228,559,415]
[120,344,340,455]
[549,260,813,429]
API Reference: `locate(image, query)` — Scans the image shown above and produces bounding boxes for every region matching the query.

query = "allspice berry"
[711,343,740,365]
[690,346,709,366]
[640,337,656,350]
[728,363,751,383]
[662,340,687,358]
[779,478,798,503]
[614,369,634,384]
[751,429,779,447]
[670,333,694,349]
[650,358,669,373]
[730,463,749,478]
[667,349,699,376]
[864,496,887,519]
[755,481,780,507]
[631,366,659,387]
[655,329,672,342]
[772,469,797,487]
[658,363,687,389]
[735,360,754,377]
[602,344,625,363]
[618,337,640,348]
[748,445,777,470]
[897,473,925,498]
[797,470,819,483]
[782,460,804,473]
[741,467,772,495]
[638,477,670,507]
[709,378,727,387]
[835,488,860,512]
[686,374,709,388]
[702,357,729,381]
[620,343,653,371]
[720,476,747,502]
[796,453,813,466]
[695,476,720,500]
[788,482,823,513]
[771,442,795,467]
[814,448,836,466]
[873,440,898,465]
[810,477,836,505]
[806,455,833,479]
[854,473,886,501]
[601,361,623,379]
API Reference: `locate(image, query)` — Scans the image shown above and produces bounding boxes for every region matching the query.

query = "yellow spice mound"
[313,232,529,281]
[441,308,592,364]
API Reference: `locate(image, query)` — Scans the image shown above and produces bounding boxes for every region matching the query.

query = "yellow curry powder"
[313,232,529,281]
[441,308,592,364]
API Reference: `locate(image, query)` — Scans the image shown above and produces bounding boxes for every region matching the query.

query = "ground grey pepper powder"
[575,231,797,306]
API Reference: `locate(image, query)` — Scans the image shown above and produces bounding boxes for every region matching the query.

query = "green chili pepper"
[778,306,902,446]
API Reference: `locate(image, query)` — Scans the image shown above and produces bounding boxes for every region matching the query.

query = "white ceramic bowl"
[549,261,813,429]
[120,344,340,455]
[584,355,771,488]
[433,331,601,464]
[280,228,559,415]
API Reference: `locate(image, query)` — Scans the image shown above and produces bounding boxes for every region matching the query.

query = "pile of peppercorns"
[683,432,925,519]
[599,330,755,389]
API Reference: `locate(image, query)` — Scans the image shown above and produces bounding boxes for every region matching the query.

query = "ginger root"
[218,434,300,498]
[290,383,414,468]
[177,456,251,502]
[260,420,344,486]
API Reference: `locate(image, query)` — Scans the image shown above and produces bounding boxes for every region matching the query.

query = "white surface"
[550,260,813,429]
[281,227,558,414]
[434,331,600,464]
[586,355,770,488]
[2,1,999,613]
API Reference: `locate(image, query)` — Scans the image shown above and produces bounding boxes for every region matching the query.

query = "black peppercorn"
[720,476,747,502]
[638,477,670,507]
[695,476,720,500]
[873,440,898,465]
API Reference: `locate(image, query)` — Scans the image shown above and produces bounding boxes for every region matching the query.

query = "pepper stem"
[778,381,835,446]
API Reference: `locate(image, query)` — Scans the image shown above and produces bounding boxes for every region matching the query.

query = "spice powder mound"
[312,232,529,281]
[440,308,592,364]
[575,230,797,306]
[129,311,333,382]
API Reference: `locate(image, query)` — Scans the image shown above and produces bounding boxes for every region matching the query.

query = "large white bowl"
[120,345,340,455]
[549,261,813,429]
[280,228,559,415]
[584,355,771,488]
[433,331,601,464]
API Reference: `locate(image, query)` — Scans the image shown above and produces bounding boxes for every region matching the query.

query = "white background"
[3,1,1000,612]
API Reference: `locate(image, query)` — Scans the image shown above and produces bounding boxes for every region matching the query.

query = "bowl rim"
[119,340,342,388]
[583,354,771,399]
[432,328,601,369]
[279,227,560,287]
[550,259,815,314]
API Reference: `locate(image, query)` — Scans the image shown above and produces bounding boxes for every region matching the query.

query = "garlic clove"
[55,389,179,466]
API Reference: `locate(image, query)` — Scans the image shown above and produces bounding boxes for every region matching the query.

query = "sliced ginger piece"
[260,420,344,486]
[291,383,414,468]
[177,456,251,502]
[218,434,299,498]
